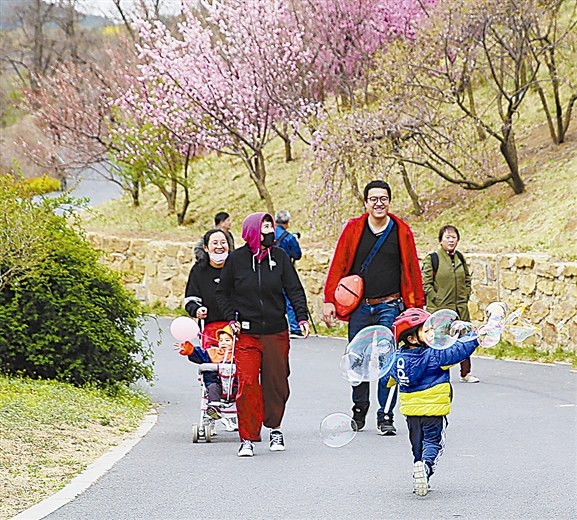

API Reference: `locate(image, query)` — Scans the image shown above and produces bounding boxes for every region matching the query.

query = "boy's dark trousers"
[406,415,448,476]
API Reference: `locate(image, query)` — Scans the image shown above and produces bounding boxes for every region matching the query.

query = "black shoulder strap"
[358,217,395,276]
[276,231,290,245]
[455,250,469,276]
[430,252,439,279]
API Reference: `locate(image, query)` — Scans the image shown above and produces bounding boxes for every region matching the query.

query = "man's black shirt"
[349,219,401,299]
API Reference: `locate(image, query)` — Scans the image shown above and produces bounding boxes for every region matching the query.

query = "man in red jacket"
[323,180,425,435]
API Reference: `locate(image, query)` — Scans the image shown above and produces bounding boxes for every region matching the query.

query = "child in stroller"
[179,325,238,442]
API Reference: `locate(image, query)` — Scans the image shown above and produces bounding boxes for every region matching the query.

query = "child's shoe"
[206,405,223,420]
[460,374,480,383]
[222,416,238,432]
[208,418,217,436]
[377,414,396,436]
[351,404,369,431]
[413,461,429,496]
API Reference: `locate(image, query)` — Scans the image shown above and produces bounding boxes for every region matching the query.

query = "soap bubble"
[504,309,540,343]
[477,323,502,348]
[422,309,459,349]
[449,320,476,338]
[556,321,570,346]
[485,302,510,321]
[339,326,396,384]
[320,413,358,448]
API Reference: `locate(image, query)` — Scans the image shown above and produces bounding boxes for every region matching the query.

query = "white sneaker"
[238,439,254,457]
[221,416,238,432]
[460,374,480,383]
[269,429,285,451]
[413,461,429,496]
[208,418,217,436]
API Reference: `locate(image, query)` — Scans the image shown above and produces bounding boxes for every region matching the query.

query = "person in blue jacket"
[388,308,479,496]
[274,210,303,337]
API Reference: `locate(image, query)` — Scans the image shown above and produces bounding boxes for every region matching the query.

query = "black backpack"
[429,250,469,280]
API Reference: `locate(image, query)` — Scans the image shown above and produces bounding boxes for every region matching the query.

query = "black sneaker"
[269,429,285,451]
[351,404,369,431]
[377,414,396,436]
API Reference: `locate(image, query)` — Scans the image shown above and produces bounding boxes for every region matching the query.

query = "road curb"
[11,411,158,520]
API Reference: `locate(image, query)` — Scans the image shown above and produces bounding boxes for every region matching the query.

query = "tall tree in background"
[289,0,434,109]
[134,0,319,214]
[306,0,576,229]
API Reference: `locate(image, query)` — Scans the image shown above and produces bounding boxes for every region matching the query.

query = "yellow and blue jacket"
[387,334,479,416]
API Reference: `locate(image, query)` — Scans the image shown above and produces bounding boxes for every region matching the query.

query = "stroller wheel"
[192,424,199,443]
[205,427,212,443]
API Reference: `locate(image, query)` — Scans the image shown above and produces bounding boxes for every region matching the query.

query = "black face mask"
[261,232,275,248]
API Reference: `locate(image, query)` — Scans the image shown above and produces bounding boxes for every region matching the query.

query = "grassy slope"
[0,377,150,519]
[82,119,577,260]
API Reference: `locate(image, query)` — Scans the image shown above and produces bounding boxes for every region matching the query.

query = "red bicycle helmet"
[393,308,431,342]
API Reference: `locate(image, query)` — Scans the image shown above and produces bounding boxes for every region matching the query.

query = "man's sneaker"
[352,405,369,431]
[206,405,223,420]
[460,374,480,383]
[377,414,396,436]
[413,461,429,496]
[238,440,254,457]
[269,429,285,451]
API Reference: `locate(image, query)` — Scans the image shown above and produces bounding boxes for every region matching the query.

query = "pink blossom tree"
[289,0,434,108]
[133,0,320,214]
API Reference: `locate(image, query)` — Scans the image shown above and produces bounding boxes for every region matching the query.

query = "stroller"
[191,322,239,443]
[192,360,238,443]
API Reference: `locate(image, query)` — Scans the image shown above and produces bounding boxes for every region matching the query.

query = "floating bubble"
[422,309,459,350]
[339,326,396,384]
[485,302,510,321]
[320,413,358,448]
[449,320,476,338]
[556,321,570,346]
[477,323,502,348]
[503,309,540,343]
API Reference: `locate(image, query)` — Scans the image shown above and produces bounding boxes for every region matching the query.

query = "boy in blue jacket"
[389,308,479,496]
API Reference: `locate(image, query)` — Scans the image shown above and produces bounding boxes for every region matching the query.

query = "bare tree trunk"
[274,123,293,162]
[242,149,275,214]
[398,161,422,215]
[466,81,487,141]
[177,144,192,226]
[156,183,176,213]
[499,124,525,194]
[131,179,140,207]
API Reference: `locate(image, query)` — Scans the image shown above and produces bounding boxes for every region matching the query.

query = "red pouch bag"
[334,274,364,318]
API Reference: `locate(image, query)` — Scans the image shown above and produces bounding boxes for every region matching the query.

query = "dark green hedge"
[0,205,154,389]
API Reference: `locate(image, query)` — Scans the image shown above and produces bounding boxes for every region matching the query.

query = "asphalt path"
[45,317,576,520]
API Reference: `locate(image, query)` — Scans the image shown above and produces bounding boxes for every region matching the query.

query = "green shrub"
[25,175,61,195]
[0,182,154,389]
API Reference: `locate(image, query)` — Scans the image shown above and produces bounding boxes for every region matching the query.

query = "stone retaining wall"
[87,232,577,353]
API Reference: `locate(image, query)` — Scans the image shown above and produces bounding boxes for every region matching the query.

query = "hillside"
[81,119,577,261]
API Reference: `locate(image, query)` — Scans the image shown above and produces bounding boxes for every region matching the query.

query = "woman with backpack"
[422,225,479,383]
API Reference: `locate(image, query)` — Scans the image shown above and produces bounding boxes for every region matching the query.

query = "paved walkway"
[22,318,577,519]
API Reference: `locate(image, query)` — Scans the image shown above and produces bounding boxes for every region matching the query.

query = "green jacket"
[422,247,471,321]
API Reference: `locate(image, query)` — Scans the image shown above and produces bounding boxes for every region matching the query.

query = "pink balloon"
[170,316,200,342]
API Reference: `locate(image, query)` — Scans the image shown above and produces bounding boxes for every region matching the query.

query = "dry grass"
[0,377,150,520]
[81,120,577,260]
